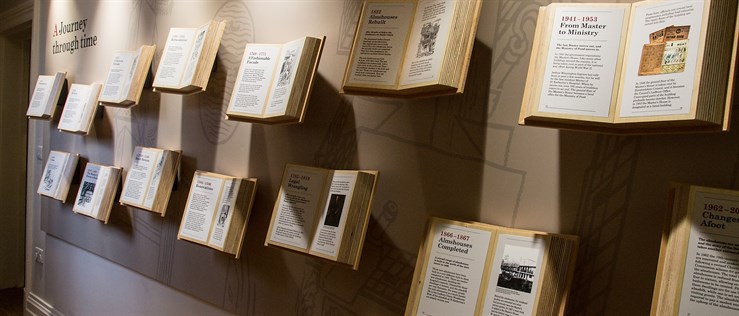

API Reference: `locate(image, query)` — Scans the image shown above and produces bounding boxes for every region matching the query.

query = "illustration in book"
[77,181,96,208]
[42,170,54,191]
[277,48,298,87]
[417,18,440,58]
[639,25,690,76]
[217,205,230,228]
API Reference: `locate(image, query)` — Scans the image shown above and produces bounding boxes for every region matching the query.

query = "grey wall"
[21,0,739,315]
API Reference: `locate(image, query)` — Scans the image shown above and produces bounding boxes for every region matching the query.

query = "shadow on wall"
[561,67,739,315]
[160,2,260,306]
[415,39,492,222]
[293,203,416,315]
[560,132,641,316]
[243,74,361,314]
[258,39,493,315]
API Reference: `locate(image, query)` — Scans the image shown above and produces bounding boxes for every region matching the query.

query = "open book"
[98,45,156,107]
[520,0,739,133]
[58,83,102,134]
[341,0,482,98]
[265,164,378,269]
[119,147,181,216]
[225,36,325,124]
[26,72,67,119]
[651,184,739,315]
[178,171,257,258]
[406,217,579,316]
[153,20,226,94]
[37,150,79,202]
[72,162,122,223]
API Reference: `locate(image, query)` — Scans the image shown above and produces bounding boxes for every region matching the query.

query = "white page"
[154,28,195,88]
[398,0,454,86]
[416,221,492,316]
[346,2,415,86]
[58,84,97,132]
[123,46,144,99]
[678,188,739,315]
[537,5,627,117]
[265,38,306,116]
[227,44,281,116]
[180,174,223,243]
[37,151,69,197]
[482,234,546,316]
[120,148,161,207]
[181,23,209,87]
[27,75,54,117]
[619,1,704,118]
[309,172,357,258]
[208,178,240,249]
[269,166,328,250]
[100,51,137,102]
[143,150,166,209]
[57,84,90,131]
[88,167,112,219]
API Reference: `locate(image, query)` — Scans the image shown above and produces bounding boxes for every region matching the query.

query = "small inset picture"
[416,19,441,58]
[217,204,230,228]
[277,49,298,87]
[323,194,346,227]
[42,170,54,190]
[638,25,690,76]
[77,181,96,207]
[190,30,207,61]
[496,244,538,293]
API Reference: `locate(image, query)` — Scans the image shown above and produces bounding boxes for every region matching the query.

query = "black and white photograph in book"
[323,194,346,227]
[42,170,54,190]
[416,19,440,58]
[277,49,297,87]
[77,181,95,207]
[190,29,206,62]
[496,244,538,294]
[217,204,230,228]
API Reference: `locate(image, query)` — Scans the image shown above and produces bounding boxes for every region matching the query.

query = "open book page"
[154,28,195,88]
[143,151,166,209]
[269,166,329,250]
[27,75,55,117]
[618,1,705,118]
[309,172,358,259]
[37,151,70,197]
[180,174,224,243]
[677,188,739,315]
[75,164,101,216]
[398,0,454,87]
[208,178,240,249]
[482,234,547,316]
[90,166,113,218]
[345,1,415,88]
[415,220,492,315]
[228,44,281,116]
[264,38,306,117]
[100,51,138,103]
[536,4,628,118]
[58,83,100,132]
[57,84,86,130]
[120,148,162,208]
[127,46,146,98]
[181,23,210,87]
[74,164,99,216]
